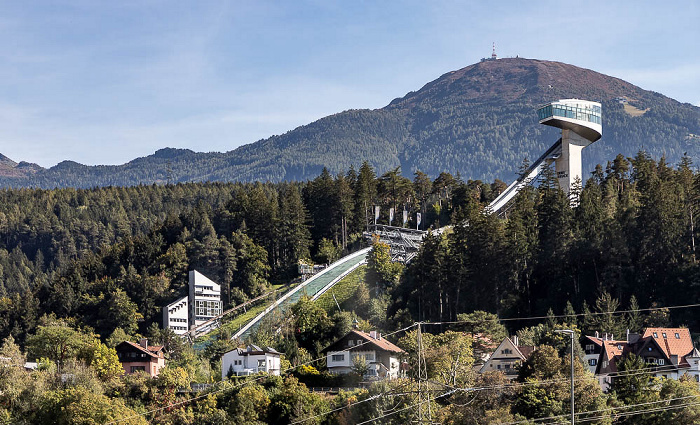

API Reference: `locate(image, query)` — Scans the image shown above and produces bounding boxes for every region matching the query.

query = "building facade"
[479,337,535,377]
[221,345,282,378]
[163,270,223,336]
[324,330,405,380]
[590,327,699,391]
[115,339,166,378]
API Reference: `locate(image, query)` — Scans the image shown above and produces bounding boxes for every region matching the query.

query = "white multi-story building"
[221,345,282,378]
[163,270,223,336]
[163,296,189,335]
[188,270,223,327]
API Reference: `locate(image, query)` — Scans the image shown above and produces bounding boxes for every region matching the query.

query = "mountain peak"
[1,58,699,188]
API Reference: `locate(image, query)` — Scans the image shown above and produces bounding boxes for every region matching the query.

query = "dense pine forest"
[2,152,700,424]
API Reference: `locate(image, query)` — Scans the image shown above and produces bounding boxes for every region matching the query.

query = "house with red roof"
[589,327,700,391]
[115,339,166,378]
[323,330,405,380]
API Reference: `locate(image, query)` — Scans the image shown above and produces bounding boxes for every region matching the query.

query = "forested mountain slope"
[2,58,699,188]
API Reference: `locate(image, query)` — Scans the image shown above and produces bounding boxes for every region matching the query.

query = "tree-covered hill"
[2,58,699,188]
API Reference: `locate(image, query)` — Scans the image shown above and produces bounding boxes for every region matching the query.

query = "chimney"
[626,329,630,343]
[595,331,599,339]
[139,338,148,350]
[513,335,519,347]
[369,331,377,339]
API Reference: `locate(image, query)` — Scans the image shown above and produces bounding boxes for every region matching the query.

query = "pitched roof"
[584,336,604,347]
[224,345,282,357]
[117,341,163,359]
[600,340,628,373]
[641,328,694,364]
[324,330,405,354]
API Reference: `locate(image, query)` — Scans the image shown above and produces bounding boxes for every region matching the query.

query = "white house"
[164,270,223,335]
[479,337,535,378]
[323,330,405,380]
[221,345,282,379]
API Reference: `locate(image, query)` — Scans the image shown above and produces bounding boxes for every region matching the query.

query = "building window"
[365,353,374,361]
[258,359,266,369]
[658,359,665,365]
[675,333,680,339]
[617,345,623,350]
[332,354,345,362]
[585,344,594,352]
[589,359,597,366]
[497,364,501,370]
[653,332,658,338]
[662,333,667,339]
[348,341,354,347]
[130,366,146,373]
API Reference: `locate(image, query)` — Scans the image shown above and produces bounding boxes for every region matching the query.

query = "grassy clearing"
[315,265,367,313]
[623,103,649,117]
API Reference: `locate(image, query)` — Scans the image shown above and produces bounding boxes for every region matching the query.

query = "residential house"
[324,330,405,380]
[115,339,166,378]
[479,336,535,378]
[582,334,605,373]
[221,345,282,379]
[591,327,699,391]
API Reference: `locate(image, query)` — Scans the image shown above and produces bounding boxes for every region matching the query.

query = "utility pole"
[417,323,423,423]
[555,329,576,425]
[416,322,431,424]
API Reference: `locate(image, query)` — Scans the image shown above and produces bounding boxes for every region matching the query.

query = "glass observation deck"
[537,101,601,125]
[537,99,602,142]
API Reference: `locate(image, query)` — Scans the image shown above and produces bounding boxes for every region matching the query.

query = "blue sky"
[1,1,698,167]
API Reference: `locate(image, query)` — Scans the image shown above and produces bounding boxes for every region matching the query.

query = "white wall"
[221,351,281,379]
[163,296,188,335]
[189,270,223,327]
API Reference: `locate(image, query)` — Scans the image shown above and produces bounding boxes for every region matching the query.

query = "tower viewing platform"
[537,99,602,195]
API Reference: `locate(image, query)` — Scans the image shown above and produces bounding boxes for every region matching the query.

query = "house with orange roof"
[115,339,166,378]
[323,330,405,380]
[589,327,700,391]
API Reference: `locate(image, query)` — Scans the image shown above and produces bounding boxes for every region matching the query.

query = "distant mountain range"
[2,58,700,188]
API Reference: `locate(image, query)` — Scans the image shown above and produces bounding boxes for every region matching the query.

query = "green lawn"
[193,283,288,348]
[314,265,367,313]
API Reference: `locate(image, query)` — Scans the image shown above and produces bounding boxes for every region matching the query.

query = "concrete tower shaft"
[537,99,602,194]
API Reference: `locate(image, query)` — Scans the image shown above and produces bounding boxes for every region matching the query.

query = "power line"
[421,302,700,326]
[106,322,419,424]
[109,301,700,423]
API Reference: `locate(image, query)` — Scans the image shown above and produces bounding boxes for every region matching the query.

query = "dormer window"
[653,332,658,338]
[662,333,667,339]
[617,344,623,350]
[675,333,680,339]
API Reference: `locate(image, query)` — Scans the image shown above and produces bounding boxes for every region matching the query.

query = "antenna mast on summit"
[492,42,497,59]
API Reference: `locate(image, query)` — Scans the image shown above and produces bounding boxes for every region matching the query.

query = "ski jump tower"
[488,99,602,214]
[538,99,602,193]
